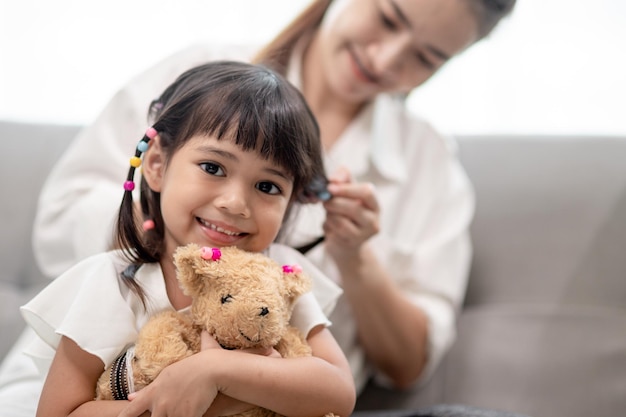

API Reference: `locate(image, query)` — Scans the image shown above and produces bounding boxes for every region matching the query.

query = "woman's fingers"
[326,182,379,212]
[324,183,379,234]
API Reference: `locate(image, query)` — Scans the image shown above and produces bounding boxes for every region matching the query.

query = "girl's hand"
[119,352,218,417]
[119,332,219,417]
[323,167,380,258]
[120,331,281,417]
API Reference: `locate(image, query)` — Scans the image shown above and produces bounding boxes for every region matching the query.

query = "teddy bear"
[95,243,331,417]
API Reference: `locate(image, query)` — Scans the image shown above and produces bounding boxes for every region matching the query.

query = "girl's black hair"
[115,61,324,299]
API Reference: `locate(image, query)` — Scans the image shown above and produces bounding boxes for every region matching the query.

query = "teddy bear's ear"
[281,264,312,305]
[173,243,210,297]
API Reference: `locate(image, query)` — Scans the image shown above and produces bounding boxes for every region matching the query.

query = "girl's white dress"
[20,244,341,377]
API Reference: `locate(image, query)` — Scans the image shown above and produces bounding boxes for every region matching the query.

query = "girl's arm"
[39,336,248,417]
[37,336,148,417]
[119,325,355,417]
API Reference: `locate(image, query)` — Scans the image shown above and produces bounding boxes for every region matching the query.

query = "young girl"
[20,61,355,417]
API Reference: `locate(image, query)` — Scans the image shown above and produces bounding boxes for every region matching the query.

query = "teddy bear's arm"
[132,311,200,391]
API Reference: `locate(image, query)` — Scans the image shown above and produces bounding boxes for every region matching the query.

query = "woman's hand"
[323,167,380,259]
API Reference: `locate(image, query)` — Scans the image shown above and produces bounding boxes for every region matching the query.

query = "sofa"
[2,120,626,417]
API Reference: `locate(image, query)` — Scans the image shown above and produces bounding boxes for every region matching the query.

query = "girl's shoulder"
[49,250,129,280]
[21,251,168,368]
[58,250,167,298]
[23,251,134,313]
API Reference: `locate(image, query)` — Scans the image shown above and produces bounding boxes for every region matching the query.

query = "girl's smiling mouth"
[196,217,246,237]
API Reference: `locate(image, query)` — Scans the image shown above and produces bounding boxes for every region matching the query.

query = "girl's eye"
[380,12,397,31]
[221,294,233,304]
[200,162,225,176]
[256,181,281,195]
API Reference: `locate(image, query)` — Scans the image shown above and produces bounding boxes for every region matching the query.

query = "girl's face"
[312,0,480,102]
[143,134,294,258]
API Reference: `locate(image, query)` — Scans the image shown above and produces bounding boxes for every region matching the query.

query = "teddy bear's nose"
[259,307,269,316]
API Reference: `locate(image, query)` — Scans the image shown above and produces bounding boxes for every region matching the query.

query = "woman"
[1,0,515,415]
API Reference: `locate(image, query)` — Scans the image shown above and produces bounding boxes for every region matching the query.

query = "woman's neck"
[301,34,365,150]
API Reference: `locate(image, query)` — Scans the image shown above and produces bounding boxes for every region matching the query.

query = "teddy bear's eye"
[221,294,233,304]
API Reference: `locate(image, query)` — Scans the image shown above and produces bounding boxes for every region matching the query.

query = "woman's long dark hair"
[115,61,324,300]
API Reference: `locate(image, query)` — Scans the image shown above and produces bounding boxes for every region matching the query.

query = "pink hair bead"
[142,219,155,231]
[200,247,221,261]
[282,264,302,274]
[130,156,141,168]
[123,181,135,191]
[145,127,158,140]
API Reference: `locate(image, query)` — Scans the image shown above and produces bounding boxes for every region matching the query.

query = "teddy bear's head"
[173,244,311,350]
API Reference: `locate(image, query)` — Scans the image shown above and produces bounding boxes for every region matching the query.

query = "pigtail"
[116,127,159,261]
[115,128,161,305]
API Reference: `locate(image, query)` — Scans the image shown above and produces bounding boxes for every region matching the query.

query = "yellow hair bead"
[130,156,142,168]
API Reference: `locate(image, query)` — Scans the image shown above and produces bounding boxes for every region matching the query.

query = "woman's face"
[313,0,480,102]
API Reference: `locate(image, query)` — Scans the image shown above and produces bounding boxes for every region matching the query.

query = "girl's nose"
[215,185,251,218]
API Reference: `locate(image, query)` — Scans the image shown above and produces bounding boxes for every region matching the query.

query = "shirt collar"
[369,94,407,182]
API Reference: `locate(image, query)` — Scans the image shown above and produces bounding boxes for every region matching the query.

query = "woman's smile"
[348,46,378,84]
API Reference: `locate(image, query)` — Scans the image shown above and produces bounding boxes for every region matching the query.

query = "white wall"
[407,0,626,135]
[1,0,624,135]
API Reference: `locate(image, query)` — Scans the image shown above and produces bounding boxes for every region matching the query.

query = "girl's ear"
[142,134,165,192]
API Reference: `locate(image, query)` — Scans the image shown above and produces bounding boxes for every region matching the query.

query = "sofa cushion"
[436,136,626,417]
[439,305,626,417]
[356,136,626,417]
[0,121,79,358]
[458,136,626,310]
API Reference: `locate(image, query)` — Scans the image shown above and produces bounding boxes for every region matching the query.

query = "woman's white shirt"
[281,98,475,391]
[282,43,475,391]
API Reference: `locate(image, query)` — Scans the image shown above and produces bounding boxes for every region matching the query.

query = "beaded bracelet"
[109,345,135,400]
